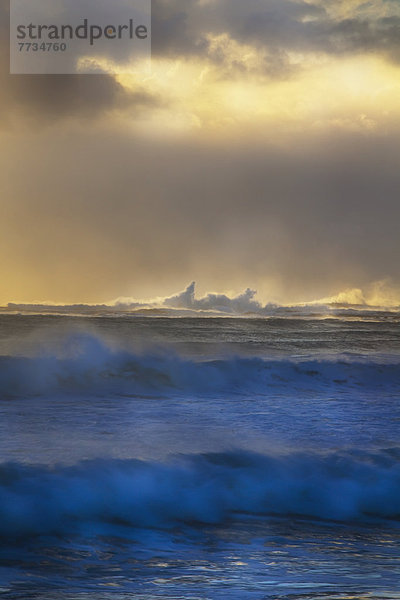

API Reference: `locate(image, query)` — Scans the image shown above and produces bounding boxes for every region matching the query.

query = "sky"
[1,0,400,306]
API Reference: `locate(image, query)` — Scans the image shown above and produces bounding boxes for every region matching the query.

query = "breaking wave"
[0,334,399,398]
[1,449,400,539]
[3,281,400,317]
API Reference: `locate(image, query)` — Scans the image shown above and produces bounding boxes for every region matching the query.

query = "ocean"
[0,311,399,599]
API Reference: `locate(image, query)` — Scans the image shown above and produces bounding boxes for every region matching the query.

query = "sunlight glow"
[87,50,400,135]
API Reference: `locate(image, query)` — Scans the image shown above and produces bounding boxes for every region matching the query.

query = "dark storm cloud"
[0,0,159,123]
[152,0,400,72]
[2,0,399,122]
[152,0,208,57]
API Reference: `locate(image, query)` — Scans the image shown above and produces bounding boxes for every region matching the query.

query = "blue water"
[0,314,399,599]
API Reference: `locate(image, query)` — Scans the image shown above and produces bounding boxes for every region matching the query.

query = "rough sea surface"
[0,312,399,599]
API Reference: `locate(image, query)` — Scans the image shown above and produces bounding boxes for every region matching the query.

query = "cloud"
[2,0,399,127]
[0,0,160,125]
[152,0,400,76]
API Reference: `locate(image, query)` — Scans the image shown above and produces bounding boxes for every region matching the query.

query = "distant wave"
[2,281,400,318]
[1,448,400,538]
[0,334,399,398]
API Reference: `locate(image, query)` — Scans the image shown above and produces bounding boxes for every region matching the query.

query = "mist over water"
[4,280,400,318]
[0,313,399,599]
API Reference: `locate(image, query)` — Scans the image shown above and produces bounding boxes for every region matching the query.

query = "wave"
[1,448,400,538]
[0,334,399,398]
[2,281,400,318]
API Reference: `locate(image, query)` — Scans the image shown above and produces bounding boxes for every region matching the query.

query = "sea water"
[0,312,399,599]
